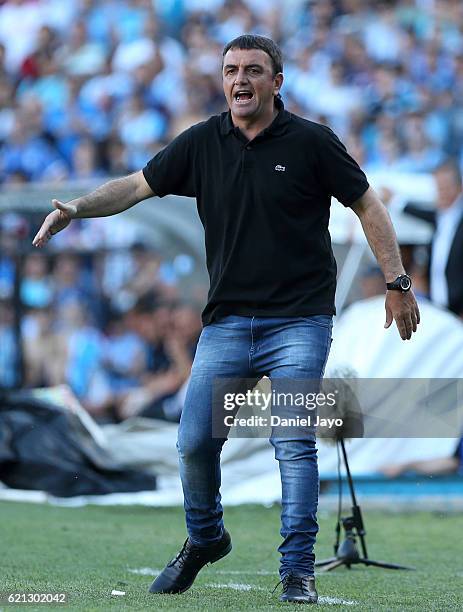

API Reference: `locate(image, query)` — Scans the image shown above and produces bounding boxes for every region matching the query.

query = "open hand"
[384,290,420,340]
[32,199,77,247]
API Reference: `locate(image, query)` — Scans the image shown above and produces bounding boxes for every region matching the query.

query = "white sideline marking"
[319,596,357,605]
[207,584,357,604]
[206,582,266,591]
[128,567,277,577]
[214,569,276,576]
[127,569,358,604]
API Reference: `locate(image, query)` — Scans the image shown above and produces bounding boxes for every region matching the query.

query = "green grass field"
[1,501,462,611]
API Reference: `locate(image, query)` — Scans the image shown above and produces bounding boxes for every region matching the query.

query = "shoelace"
[168,538,202,569]
[272,573,310,595]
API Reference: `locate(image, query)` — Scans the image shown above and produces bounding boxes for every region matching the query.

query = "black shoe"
[149,529,232,594]
[276,573,318,604]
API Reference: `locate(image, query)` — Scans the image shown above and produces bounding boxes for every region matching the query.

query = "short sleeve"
[316,125,369,207]
[142,127,196,198]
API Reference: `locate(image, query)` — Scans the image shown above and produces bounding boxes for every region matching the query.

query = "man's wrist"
[69,198,83,218]
[385,271,406,284]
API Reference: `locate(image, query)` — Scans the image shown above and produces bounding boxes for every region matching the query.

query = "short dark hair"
[433,158,462,186]
[222,34,283,76]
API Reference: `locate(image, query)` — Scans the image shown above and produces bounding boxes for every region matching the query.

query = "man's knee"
[177,435,225,462]
[270,437,317,462]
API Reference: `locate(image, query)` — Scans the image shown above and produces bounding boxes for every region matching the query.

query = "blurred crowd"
[1,0,463,183]
[0,214,203,421]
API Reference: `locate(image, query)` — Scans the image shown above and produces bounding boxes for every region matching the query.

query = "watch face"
[400,276,411,291]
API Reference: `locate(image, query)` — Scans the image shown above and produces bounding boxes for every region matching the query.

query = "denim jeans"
[177,315,333,577]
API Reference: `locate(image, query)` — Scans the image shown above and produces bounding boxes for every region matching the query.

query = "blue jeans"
[177,315,333,577]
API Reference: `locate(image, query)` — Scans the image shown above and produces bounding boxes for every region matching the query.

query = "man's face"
[434,168,461,210]
[222,48,283,120]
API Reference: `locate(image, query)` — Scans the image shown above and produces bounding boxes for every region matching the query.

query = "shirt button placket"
[243,144,253,172]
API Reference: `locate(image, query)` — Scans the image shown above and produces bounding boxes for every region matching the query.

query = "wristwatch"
[386,274,412,292]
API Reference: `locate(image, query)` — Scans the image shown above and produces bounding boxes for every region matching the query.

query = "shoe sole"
[279,595,318,604]
[160,541,233,595]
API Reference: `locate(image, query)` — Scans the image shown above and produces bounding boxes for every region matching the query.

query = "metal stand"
[316,439,414,571]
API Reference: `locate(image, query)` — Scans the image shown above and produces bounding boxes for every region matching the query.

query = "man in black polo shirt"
[33,34,420,604]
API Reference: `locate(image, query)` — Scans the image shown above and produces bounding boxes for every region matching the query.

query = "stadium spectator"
[170,302,202,358]
[0,0,45,73]
[0,106,67,183]
[0,300,18,388]
[58,20,107,78]
[20,25,60,82]
[56,299,108,415]
[380,437,463,477]
[134,301,203,422]
[106,296,197,420]
[22,305,66,388]
[69,138,105,180]
[0,213,26,300]
[402,160,463,317]
[359,265,386,300]
[117,92,168,169]
[116,243,170,306]
[20,252,53,309]
[52,253,96,311]
[101,309,148,396]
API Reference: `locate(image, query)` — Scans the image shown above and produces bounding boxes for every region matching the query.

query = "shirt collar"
[437,194,463,222]
[220,96,291,137]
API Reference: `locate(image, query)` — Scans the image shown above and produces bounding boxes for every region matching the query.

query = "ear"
[273,72,284,97]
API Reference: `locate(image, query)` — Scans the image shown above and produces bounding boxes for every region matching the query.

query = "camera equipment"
[317,373,414,571]
[316,437,414,572]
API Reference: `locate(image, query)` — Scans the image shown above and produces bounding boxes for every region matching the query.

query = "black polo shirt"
[142,99,369,325]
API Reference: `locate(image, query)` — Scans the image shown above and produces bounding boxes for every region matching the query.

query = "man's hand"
[32,173,154,248]
[384,290,420,340]
[32,199,77,247]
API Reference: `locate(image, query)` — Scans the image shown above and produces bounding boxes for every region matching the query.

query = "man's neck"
[231,106,278,142]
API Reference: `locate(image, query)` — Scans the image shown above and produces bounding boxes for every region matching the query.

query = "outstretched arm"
[350,186,420,340]
[33,170,154,247]
[380,455,459,478]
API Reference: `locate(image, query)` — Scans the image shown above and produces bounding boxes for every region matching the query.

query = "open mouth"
[233,90,254,104]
